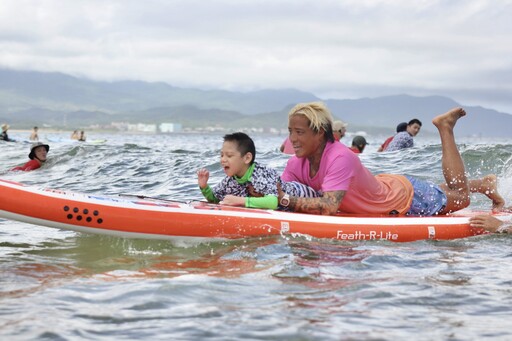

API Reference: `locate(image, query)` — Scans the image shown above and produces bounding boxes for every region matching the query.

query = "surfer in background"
[78,131,86,142]
[198,132,318,209]
[1,123,14,142]
[71,130,79,140]
[349,136,368,154]
[279,137,294,154]
[11,142,50,172]
[277,102,504,216]
[377,122,407,152]
[29,126,39,141]
[385,118,422,152]
[332,120,348,142]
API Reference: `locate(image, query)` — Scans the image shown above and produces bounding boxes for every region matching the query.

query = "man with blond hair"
[276,102,504,216]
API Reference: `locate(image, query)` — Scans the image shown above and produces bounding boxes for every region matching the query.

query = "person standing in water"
[29,126,39,141]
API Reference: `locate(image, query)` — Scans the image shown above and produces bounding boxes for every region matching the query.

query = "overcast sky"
[1,0,512,114]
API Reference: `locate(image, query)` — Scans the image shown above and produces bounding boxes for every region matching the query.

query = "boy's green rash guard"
[200,163,279,210]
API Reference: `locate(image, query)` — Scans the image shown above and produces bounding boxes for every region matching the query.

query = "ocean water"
[1,131,512,340]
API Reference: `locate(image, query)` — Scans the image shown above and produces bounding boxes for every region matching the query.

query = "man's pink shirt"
[282,141,413,214]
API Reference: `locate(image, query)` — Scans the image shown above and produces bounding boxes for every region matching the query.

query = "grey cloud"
[0,0,511,113]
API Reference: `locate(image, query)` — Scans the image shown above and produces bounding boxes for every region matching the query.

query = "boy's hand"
[220,195,245,207]
[197,168,209,189]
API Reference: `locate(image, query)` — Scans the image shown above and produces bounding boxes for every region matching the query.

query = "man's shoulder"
[326,141,358,158]
[325,141,349,153]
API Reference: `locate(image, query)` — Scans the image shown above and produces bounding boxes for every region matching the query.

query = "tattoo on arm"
[291,191,345,215]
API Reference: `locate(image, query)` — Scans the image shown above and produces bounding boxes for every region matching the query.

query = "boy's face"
[220,141,251,177]
[407,123,421,136]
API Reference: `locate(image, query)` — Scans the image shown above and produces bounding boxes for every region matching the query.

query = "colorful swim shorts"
[405,176,447,216]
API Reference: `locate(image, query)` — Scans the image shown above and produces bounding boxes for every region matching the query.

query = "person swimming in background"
[78,130,86,142]
[385,118,422,151]
[1,123,14,142]
[71,130,79,140]
[377,122,407,152]
[349,136,368,154]
[11,142,50,172]
[29,126,39,141]
[332,120,348,142]
[198,132,318,209]
[279,136,294,154]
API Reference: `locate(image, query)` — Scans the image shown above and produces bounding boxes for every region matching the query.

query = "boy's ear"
[243,152,253,164]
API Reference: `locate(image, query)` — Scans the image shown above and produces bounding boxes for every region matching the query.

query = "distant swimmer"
[11,142,50,172]
[71,130,79,140]
[280,137,294,155]
[332,120,348,142]
[349,136,368,154]
[385,119,422,151]
[377,122,407,152]
[1,123,14,142]
[78,130,86,142]
[29,126,39,141]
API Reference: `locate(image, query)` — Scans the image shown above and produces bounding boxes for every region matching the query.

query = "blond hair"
[288,102,334,137]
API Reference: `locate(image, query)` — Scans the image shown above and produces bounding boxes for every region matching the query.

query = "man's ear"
[243,152,253,165]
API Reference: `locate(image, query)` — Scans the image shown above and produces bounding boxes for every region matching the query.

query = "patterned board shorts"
[405,176,447,216]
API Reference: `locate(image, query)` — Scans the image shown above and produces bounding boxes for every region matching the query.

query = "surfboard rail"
[1,179,507,242]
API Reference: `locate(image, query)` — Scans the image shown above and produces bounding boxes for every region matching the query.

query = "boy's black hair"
[396,122,408,133]
[408,118,422,126]
[223,132,256,164]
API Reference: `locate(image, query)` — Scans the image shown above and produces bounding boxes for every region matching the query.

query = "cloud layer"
[1,0,511,113]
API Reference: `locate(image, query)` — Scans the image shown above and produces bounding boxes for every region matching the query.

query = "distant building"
[159,123,182,133]
[128,123,157,133]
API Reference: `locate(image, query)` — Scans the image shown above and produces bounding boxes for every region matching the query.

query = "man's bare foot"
[485,175,505,211]
[470,174,506,211]
[432,107,466,130]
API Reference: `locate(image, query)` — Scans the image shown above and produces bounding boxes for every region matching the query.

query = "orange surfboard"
[1,179,508,242]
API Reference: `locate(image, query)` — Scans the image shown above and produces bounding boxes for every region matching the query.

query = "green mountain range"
[0,68,511,137]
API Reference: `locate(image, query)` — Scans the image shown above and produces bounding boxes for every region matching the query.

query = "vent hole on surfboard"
[86,217,92,222]
[83,209,89,214]
[63,206,69,211]
[67,214,73,219]
[73,207,79,213]
[93,210,99,216]
[97,218,103,224]
[76,216,82,221]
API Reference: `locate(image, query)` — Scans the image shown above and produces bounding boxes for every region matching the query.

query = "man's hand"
[469,214,504,233]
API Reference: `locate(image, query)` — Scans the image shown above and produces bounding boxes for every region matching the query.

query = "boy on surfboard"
[197,132,317,209]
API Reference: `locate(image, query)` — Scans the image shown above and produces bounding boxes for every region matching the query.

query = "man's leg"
[433,107,470,213]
